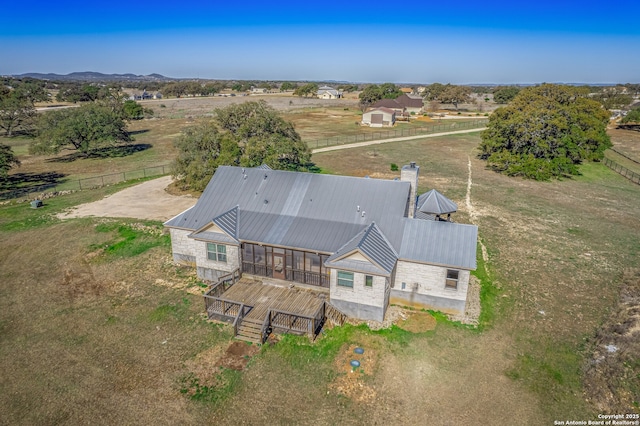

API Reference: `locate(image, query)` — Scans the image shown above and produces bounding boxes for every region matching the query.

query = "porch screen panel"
[307,253,320,273]
[254,245,265,265]
[242,243,253,263]
[292,251,304,270]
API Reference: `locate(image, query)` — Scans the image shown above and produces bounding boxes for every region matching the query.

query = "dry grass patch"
[395,311,438,333]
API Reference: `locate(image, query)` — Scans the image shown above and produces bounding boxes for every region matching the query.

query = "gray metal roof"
[324,258,389,276]
[213,206,239,240]
[166,165,478,271]
[325,223,398,275]
[166,166,410,252]
[399,219,477,270]
[417,189,458,215]
[190,230,237,244]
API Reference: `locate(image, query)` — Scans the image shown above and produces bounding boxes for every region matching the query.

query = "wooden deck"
[221,278,325,322]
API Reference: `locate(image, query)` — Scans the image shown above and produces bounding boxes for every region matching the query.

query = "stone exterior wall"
[169,228,240,282]
[392,260,470,314]
[194,241,240,282]
[400,164,419,218]
[169,229,198,266]
[329,269,388,322]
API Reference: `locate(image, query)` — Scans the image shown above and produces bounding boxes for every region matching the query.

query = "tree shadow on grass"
[0,171,67,199]
[129,129,150,136]
[46,143,153,163]
[617,124,640,132]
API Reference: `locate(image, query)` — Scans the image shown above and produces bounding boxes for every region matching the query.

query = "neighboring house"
[371,99,407,116]
[250,87,268,94]
[165,163,478,322]
[398,94,424,114]
[362,107,396,127]
[128,90,161,101]
[317,86,343,99]
[372,94,424,116]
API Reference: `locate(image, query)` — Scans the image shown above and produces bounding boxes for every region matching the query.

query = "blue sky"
[2,0,639,84]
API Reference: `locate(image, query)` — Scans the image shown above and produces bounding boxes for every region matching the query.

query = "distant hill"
[15,72,176,82]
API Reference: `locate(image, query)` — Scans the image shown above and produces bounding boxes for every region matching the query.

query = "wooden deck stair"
[235,317,264,343]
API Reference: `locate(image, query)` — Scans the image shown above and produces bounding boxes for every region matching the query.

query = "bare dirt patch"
[329,343,378,403]
[57,176,196,221]
[216,341,261,371]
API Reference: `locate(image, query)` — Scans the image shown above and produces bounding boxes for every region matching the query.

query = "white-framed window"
[365,275,373,288]
[445,269,459,289]
[337,271,354,288]
[207,243,227,263]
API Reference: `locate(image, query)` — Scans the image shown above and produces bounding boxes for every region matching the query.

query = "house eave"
[397,257,476,271]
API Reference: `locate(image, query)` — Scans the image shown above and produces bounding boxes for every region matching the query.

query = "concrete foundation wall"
[389,289,466,315]
[393,261,469,314]
[330,299,385,322]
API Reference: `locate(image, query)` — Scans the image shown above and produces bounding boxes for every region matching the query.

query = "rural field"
[0,96,485,198]
[1,102,639,424]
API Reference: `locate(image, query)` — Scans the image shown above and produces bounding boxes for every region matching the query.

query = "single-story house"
[165,163,478,322]
[372,94,424,116]
[317,86,343,99]
[362,107,396,127]
[128,90,162,101]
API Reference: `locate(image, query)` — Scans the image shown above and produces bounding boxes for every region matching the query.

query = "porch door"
[273,249,285,280]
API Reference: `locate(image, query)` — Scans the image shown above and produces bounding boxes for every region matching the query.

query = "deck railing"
[285,269,329,287]
[242,262,273,278]
[261,304,326,342]
[242,262,329,288]
[232,304,252,336]
[203,268,241,320]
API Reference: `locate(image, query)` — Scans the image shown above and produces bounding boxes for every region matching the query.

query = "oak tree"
[31,103,131,155]
[479,84,611,180]
[172,101,312,191]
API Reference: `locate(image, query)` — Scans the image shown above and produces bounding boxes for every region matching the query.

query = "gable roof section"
[325,223,398,276]
[400,219,477,270]
[165,166,410,253]
[188,206,239,244]
[417,189,458,215]
[372,99,403,110]
[365,106,396,115]
[396,94,424,108]
[213,205,239,240]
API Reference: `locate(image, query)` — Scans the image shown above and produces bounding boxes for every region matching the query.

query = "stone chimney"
[401,162,419,218]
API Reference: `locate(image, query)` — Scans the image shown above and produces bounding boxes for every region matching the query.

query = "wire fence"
[1,163,172,201]
[610,147,640,166]
[305,119,488,149]
[603,157,640,185]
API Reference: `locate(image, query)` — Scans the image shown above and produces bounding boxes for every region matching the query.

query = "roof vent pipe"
[410,161,416,168]
[357,205,360,212]
[361,211,366,217]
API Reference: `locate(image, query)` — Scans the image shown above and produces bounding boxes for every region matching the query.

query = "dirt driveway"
[57,176,196,222]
